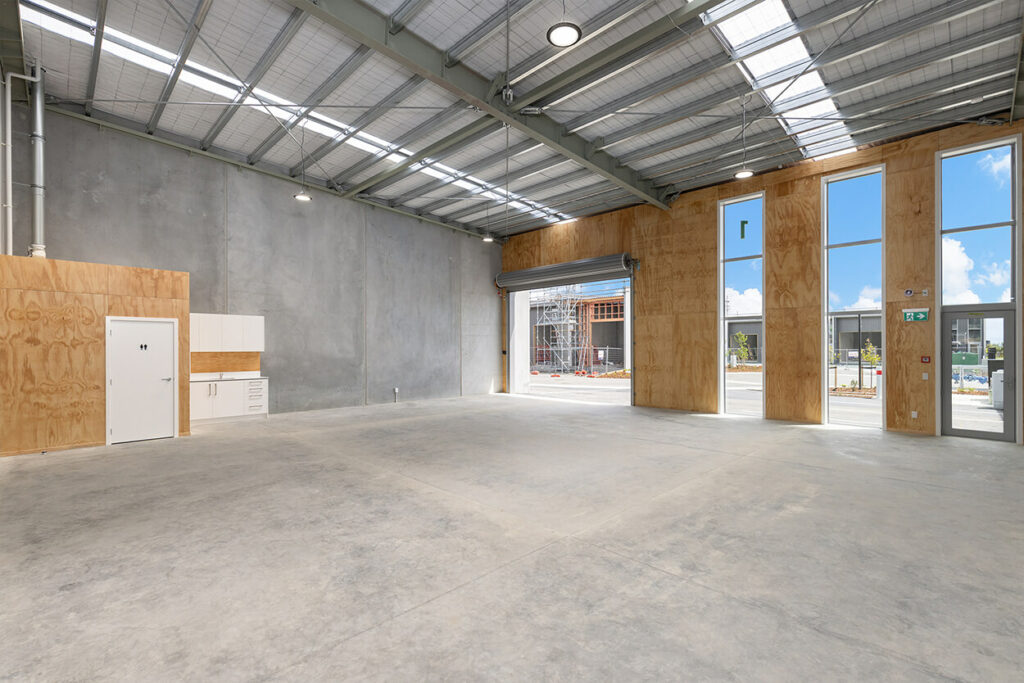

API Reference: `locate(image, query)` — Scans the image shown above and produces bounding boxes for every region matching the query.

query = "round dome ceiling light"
[547,22,582,48]
[734,168,754,179]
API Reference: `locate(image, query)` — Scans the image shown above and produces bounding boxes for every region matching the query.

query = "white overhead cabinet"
[190,313,265,352]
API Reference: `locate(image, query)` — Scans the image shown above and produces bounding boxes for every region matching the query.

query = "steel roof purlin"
[146,0,214,135]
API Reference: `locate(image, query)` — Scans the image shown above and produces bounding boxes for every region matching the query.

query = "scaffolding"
[532,285,582,372]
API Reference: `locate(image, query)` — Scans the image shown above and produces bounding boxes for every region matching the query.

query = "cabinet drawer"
[245,401,267,415]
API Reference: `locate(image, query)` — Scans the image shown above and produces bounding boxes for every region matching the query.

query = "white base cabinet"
[191,379,268,422]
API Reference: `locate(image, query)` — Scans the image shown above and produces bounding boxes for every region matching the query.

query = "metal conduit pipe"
[2,67,41,256]
[29,67,45,258]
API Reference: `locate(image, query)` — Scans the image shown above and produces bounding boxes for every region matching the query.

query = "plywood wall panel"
[107,265,189,300]
[0,289,107,455]
[884,303,935,433]
[0,256,108,294]
[634,311,717,412]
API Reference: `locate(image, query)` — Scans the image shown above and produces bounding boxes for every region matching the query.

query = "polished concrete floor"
[2,395,1022,680]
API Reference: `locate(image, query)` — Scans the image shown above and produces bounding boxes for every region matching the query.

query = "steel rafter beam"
[281,0,677,209]
[0,0,27,101]
[331,102,470,185]
[146,0,214,134]
[290,75,424,176]
[341,118,500,196]
[246,45,371,165]
[83,0,107,115]
[445,0,537,67]
[200,7,306,150]
[638,60,1017,180]
[597,0,1006,152]
[387,138,541,208]
[488,189,636,235]
[559,0,867,136]
[388,0,430,35]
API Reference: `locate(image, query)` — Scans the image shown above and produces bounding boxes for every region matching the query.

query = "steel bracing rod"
[641,65,1017,180]
[200,7,306,150]
[83,0,107,116]
[488,189,636,234]
[466,180,621,226]
[657,81,1014,188]
[344,120,501,194]
[444,0,536,67]
[443,167,595,221]
[388,0,430,35]
[411,154,573,216]
[246,45,371,165]
[281,0,686,209]
[290,75,424,176]
[386,138,541,208]
[146,0,214,134]
[340,118,499,197]
[518,0,754,110]
[330,102,469,185]
[666,97,1014,196]
[559,0,868,136]
[597,0,1007,151]
[1011,13,1024,121]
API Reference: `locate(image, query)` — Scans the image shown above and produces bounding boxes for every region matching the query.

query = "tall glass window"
[720,194,764,416]
[824,168,883,427]
[940,143,1016,306]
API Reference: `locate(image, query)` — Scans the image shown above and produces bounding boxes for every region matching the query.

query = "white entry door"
[107,317,178,444]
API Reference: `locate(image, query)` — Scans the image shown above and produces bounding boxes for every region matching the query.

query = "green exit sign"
[903,308,929,322]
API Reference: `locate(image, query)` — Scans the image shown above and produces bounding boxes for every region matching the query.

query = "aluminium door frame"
[940,308,1015,441]
[105,316,179,445]
[934,134,1022,443]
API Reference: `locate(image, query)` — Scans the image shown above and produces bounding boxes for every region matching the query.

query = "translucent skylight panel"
[715,0,792,48]
[741,38,810,79]
[780,98,839,128]
[762,71,825,102]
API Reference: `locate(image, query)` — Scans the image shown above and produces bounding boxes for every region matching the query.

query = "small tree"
[862,340,881,390]
[733,332,751,363]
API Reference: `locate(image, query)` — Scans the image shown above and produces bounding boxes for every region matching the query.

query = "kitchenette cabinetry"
[190,378,268,421]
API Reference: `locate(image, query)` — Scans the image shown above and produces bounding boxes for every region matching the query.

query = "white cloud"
[1002,288,1012,303]
[942,237,981,305]
[976,259,1010,287]
[724,287,762,317]
[828,290,841,306]
[978,150,1012,187]
[845,286,881,310]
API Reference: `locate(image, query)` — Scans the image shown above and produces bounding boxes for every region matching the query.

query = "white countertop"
[190,371,267,382]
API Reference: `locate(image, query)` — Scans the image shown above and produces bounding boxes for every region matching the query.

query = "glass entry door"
[942,310,1014,441]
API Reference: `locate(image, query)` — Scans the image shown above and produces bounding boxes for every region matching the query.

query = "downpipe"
[28,66,45,258]
[1,67,42,256]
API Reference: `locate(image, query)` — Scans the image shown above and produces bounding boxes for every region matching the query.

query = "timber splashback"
[502,119,1024,435]
[0,256,190,456]
[190,352,261,373]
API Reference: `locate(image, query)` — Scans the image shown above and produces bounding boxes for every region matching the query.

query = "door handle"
[214,384,218,396]
[208,384,212,396]
[161,377,173,382]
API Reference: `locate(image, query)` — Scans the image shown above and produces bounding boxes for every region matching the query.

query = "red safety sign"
[921,356,931,363]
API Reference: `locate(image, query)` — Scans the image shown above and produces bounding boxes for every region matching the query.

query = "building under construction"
[529,282,631,374]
